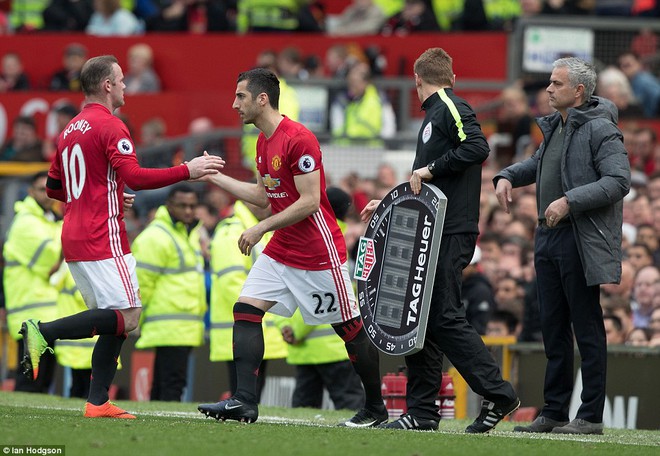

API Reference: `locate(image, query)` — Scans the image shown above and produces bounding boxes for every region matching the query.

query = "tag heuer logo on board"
[354,236,376,281]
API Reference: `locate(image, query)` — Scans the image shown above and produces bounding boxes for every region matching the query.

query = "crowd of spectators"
[1,41,163,92]
[327,156,660,349]
[1,0,659,36]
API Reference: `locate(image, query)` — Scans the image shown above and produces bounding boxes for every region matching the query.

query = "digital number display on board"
[354,182,446,355]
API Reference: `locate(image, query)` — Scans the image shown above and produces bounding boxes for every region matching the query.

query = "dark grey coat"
[494,96,631,286]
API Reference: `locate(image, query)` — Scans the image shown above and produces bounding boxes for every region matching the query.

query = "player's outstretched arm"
[360,199,382,223]
[117,152,222,191]
[237,171,319,256]
[252,170,320,233]
[185,154,225,179]
[198,155,269,208]
[123,193,135,210]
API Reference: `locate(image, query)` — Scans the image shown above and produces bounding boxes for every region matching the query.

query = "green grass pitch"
[0,392,658,456]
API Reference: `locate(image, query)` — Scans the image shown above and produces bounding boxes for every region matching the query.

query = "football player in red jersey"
[197,68,387,427]
[20,55,223,419]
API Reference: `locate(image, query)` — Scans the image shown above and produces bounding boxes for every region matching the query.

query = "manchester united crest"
[272,155,282,171]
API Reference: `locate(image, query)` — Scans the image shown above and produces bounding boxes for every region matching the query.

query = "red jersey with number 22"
[49,103,190,261]
[257,116,346,270]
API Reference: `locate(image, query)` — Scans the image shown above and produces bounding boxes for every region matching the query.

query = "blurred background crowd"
[1,0,659,36]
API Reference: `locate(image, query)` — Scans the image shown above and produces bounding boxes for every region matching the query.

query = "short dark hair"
[167,184,197,200]
[604,313,623,332]
[80,55,118,96]
[54,103,78,118]
[14,115,36,129]
[628,242,653,257]
[326,186,352,221]
[490,310,519,335]
[237,68,280,109]
[478,231,502,246]
[31,171,49,185]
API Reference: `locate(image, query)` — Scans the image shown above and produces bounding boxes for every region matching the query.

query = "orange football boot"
[84,401,136,419]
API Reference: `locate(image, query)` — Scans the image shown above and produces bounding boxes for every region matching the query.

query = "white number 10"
[61,144,86,202]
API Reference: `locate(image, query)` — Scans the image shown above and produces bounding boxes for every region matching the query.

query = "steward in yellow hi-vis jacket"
[274,309,364,410]
[209,200,287,399]
[330,63,396,147]
[133,185,206,401]
[236,0,306,33]
[51,262,96,398]
[3,172,60,392]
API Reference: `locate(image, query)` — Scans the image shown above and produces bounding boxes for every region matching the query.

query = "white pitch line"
[17,404,657,446]
[27,404,325,426]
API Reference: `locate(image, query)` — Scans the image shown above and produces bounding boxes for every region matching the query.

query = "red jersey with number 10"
[49,103,190,261]
[257,117,347,270]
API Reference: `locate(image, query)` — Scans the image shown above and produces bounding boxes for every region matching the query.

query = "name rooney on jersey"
[63,119,92,139]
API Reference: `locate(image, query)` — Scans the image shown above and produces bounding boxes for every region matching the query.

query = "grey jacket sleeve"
[564,120,630,213]
[493,147,540,189]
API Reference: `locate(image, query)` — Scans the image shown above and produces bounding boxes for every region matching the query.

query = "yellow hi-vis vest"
[133,205,206,348]
[3,196,61,340]
[52,264,96,369]
[9,0,49,30]
[236,0,302,33]
[273,310,349,365]
[208,201,288,361]
[331,83,384,146]
[430,0,464,30]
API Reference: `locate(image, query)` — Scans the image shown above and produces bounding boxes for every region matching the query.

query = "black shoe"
[338,407,388,428]
[198,398,258,423]
[377,413,438,431]
[551,418,603,435]
[513,415,569,433]
[465,397,520,433]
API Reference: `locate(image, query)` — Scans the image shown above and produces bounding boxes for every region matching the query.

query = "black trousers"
[405,233,517,420]
[14,342,56,393]
[535,225,605,423]
[150,346,192,402]
[292,360,365,411]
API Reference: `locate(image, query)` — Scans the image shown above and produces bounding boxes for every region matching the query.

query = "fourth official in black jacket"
[413,87,487,235]
[362,48,519,432]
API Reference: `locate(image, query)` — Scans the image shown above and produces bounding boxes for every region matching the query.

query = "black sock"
[335,317,383,411]
[87,334,125,405]
[232,302,264,405]
[39,309,123,344]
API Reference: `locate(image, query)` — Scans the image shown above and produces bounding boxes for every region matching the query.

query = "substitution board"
[354,182,446,355]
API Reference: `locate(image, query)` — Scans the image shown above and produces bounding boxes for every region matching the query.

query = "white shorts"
[68,254,142,310]
[241,254,358,325]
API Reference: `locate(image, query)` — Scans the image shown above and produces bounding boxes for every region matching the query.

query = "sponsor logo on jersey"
[262,174,280,190]
[298,155,315,173]
[354,237,376,281]
[118,138,134,155]
[422,122,432,144]
[266,192,288,199]
[271,155,282,171]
